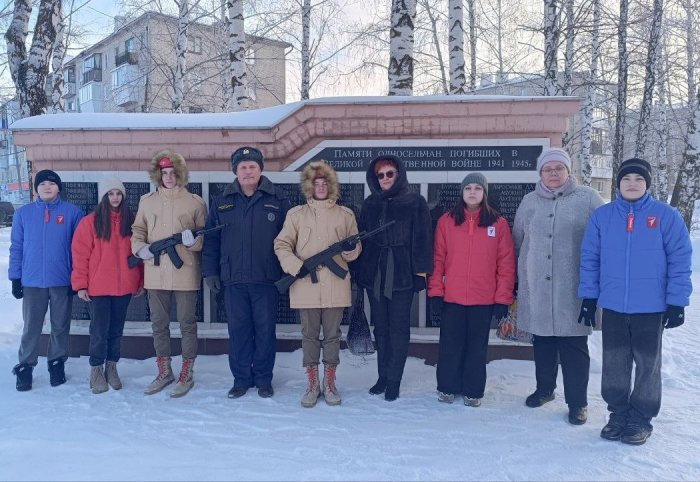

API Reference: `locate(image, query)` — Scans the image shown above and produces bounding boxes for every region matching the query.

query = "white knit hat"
[536,147,572,173]
[98,176,126,200]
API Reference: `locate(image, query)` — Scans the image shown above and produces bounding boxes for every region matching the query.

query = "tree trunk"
[448,0,466,94]
[611,0,629,200]
[50,5,66,114]
[579,0,600,187]
[634,0,663,158]
[670,88,700,230]
[173,0,189,113]
[654,39,668,202]
[227,0,248,110]
[301,0,311,100]
[684,0,696,110]
[467,0,476,91]
[543,0,559,96]
[5,0,62,118]
[388,0,416,96]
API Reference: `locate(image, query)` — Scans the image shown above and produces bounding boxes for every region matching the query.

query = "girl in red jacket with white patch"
[71,177,144,394]
[428,172,515,407]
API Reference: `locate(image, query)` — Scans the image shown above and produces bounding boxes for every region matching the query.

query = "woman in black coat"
[356,155,433,401]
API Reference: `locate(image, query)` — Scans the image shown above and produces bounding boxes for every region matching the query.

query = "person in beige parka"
[131,150,207,398]
[274,161,362,407]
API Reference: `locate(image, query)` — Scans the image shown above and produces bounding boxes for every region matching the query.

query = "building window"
[245,47,255,65]
[591,127,607,155]
[65,66,75,83]
[125,37,136,52]
[247,82,257,101]
[112,66,130,87]
[188,106,203,113]
[67,101,75,111]
[84,53,101,71]
[79,84,93,104]
[595,181,603,193]
[188,36,202,54]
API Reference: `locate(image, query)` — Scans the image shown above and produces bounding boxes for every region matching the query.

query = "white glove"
[137,245,154,260]
[181,229,195,247]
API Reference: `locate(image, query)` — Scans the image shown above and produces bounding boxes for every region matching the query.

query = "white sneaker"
[464,397,481,407]
[437,391,455,404]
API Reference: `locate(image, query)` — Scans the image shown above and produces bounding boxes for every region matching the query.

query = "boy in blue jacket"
[9,170,84,391]
[578,158,692,445]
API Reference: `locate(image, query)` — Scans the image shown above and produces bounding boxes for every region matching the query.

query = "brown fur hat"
[149,150,189,188]
[300,161,339,202]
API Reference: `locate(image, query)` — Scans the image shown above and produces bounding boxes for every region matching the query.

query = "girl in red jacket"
[71,177,144,394]
[428,172,515,406]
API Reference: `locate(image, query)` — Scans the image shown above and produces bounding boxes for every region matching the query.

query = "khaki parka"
[131,150,207,291]
[274,162,361,309]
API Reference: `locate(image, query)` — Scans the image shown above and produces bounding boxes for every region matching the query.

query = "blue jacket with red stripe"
[9,197,84,288]
[578,192,692,314]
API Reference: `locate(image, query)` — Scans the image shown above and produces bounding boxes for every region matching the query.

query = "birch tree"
[634,0,664,157]
[611,0,630,199]
[227,0,248,110]
[448,0,466,94]
[173,0,189,113]
[579,0,600,187]
[562,0,574,96]
[5,0,63,118]
[654,39,669,202]
[543,0,559,96]
[50,4,66,114]
[467,0,476,91]
[300,0,311,99]
[670,88,700,230]
[388,0,416,95]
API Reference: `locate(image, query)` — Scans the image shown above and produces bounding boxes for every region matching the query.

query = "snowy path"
[0,228,698,481]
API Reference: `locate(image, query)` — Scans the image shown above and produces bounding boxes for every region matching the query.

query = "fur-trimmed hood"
[300,161,339,202]
[149,150,189,188]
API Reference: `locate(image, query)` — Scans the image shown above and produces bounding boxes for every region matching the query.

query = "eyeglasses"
[377,170,396,180]
[541,166,567,175]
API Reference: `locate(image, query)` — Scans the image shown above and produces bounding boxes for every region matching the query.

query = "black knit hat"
[231,146,264,173]
[34,169,62,192]
[617,158,652,189]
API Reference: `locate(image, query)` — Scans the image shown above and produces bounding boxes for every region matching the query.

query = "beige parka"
[274,161,361,309]
[131,150,207,291]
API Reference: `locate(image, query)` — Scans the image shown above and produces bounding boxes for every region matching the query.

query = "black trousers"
[368,289,414,383]
[533,334,590,408]
[601,309,663,428]
[436,303,493,398]
[88,295,132,367]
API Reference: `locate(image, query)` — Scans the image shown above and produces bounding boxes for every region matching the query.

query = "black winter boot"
[48,359,66,387]
[620,423,653,445]
[369,377,387,395]
[568,406,588,425]
[384,380,400,401]
[525,390,555,408]
[12,363,33,391]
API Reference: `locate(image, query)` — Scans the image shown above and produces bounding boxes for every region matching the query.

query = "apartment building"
[63,11,290,114]
[474,74,616,199]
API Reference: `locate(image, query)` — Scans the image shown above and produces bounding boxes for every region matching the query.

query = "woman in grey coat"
[512,147,604,425]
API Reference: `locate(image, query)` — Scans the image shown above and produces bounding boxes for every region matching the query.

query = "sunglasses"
[377,170,397,180]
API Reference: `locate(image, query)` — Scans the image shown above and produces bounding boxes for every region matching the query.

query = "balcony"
[82,68,102,84]
[63,82,76,97]
[113,84,140,107]
[115,51,139,67]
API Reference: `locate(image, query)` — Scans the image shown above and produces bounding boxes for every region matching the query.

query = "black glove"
[663,305,685,329]
[296,266,310,279]
[205,275,221,294]
[340,238,358,251]
[492,304,509,321]
[11,279,22,300]
[413,275,427,292]
[577,299,597,327]
[430,296,443,313]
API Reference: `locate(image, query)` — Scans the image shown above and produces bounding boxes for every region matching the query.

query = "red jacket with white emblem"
[71,212,144,296]
[428,209,515,306]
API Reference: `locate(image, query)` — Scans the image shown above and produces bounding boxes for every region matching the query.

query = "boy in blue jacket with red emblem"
[9,170,84,391]
[578,158,692,445]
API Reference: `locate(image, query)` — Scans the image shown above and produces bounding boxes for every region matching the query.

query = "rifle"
[275,220,396,294]
[128,224,226,269]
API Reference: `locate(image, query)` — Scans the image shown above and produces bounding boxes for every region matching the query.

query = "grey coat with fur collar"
[512,178,604,336]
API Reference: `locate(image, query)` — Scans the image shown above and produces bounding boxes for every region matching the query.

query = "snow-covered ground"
[1,226,699,481]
